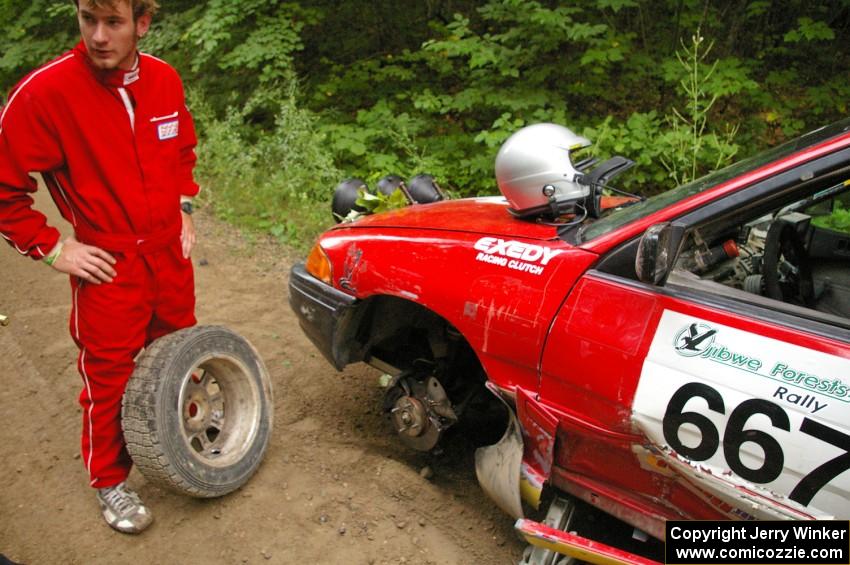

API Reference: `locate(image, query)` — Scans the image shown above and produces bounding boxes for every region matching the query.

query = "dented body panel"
[516,518,663,565]
[318,226,597,393]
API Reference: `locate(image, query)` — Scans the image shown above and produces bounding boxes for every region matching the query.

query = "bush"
[192,84,340,250]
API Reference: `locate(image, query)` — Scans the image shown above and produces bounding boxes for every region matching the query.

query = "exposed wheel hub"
[391,396,428,438]
[180,368,228,458]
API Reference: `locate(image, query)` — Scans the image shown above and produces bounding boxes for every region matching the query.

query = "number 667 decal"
[663,382,850,506]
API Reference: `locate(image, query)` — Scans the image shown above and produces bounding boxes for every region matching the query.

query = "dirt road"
[0,191,524,564]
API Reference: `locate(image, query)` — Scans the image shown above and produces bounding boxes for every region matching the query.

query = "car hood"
[334,197,562,241]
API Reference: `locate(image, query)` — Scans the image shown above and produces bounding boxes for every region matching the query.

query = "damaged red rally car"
[289,120,850,563]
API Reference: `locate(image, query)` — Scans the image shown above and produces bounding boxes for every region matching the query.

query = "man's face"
[77,1,151,71]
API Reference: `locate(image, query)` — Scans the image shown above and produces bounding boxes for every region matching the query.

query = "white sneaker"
[96,482,154,534]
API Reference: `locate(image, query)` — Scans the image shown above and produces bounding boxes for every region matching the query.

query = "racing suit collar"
[73,40,141,87]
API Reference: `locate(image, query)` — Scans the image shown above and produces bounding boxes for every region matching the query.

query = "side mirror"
[636,222,674,285]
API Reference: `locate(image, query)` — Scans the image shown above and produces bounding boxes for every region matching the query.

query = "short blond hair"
[73,0,160,20]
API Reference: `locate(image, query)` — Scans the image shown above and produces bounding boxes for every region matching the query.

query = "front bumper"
[288,262,358,370]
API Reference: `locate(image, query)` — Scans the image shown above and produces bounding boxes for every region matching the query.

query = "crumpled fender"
[474,384,560,518]
[474,383,524,519]
[515,386,558,511]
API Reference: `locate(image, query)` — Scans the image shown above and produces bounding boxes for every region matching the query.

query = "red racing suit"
[0,41,200,488]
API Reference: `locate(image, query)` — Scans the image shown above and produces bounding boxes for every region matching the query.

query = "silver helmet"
[495,123,591,216]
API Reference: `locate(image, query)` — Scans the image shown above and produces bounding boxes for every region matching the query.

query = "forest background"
[1,0,848,248]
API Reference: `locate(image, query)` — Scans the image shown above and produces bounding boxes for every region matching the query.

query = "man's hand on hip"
[51,236,117,284]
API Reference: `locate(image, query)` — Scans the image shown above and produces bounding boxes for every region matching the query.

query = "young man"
[0,0,199,533]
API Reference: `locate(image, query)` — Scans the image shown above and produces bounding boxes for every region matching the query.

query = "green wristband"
[43,241,63,267]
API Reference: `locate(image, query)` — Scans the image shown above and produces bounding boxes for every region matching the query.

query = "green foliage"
[582,113,669,189]
[812,201,850,235]
[310,0,645,196]
[192,84,340,250]
[659,33,740,186]
[783,17,836,43]
[184,0,319,85]
[339,188,411,223]
[0,0,76,92]
[304,0,849,200]
[581,32,742,194]
[2,0,850,249]
[162,1,321,127]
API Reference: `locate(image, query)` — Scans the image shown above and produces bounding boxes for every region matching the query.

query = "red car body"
[290,120,850,555]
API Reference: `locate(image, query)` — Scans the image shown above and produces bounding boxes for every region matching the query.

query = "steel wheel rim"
[177,353,261,467]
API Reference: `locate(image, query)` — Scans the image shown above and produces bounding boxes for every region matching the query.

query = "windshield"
[578,118,850,242]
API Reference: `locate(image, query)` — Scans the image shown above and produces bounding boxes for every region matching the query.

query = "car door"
[538,151,850,523]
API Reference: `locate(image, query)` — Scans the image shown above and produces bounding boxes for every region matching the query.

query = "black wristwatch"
[181,201,194,215]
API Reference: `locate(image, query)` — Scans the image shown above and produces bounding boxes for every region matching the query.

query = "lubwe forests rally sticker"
[633,310,850,520]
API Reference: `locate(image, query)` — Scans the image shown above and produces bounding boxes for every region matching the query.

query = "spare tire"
[122,325,273,497]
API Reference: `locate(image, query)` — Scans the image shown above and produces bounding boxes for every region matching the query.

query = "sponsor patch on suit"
[157,120,179,140]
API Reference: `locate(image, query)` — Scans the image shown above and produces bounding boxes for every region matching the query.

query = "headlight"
[305,242,332,284]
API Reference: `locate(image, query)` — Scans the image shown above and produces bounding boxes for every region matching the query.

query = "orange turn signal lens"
[305,242,332,285]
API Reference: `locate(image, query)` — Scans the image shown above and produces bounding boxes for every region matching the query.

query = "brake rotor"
[385,375,458,451]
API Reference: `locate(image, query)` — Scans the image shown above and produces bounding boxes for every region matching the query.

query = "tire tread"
[122,325,272,498]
